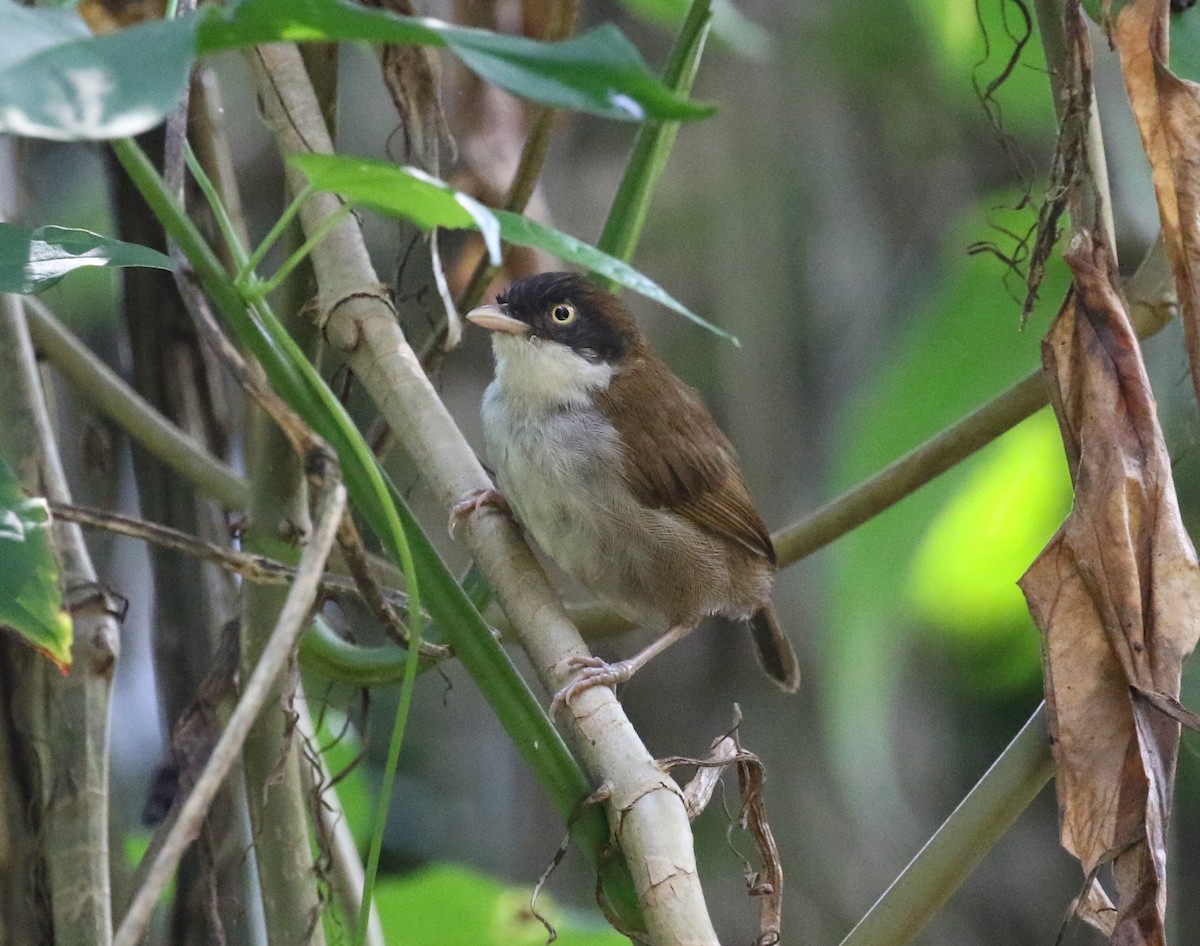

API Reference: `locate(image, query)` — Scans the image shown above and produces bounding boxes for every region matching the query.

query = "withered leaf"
[1115,0,1200,406]
[1019,234,1200,945]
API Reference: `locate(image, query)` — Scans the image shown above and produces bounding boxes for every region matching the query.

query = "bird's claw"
[550,655,634,711]
[448,487,509,538]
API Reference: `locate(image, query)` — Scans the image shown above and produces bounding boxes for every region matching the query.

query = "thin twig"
[49,500,451,666]
[334,511,414,649]
[50,499,303,587]
[295,689,386,946]
[182,273,323,460]
[113,477,348,946]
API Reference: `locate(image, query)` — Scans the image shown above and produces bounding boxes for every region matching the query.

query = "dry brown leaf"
[1115,0,1200,406]
[1072,877,1119,938]
[659,718,783,945]
[1019,233,1200,945]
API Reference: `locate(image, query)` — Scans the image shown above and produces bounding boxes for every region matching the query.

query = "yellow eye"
[550,303,577,325]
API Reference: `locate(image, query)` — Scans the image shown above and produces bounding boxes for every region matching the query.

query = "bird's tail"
[749,604,800,693]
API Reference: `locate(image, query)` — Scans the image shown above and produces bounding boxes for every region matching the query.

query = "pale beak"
[466,304,530,335]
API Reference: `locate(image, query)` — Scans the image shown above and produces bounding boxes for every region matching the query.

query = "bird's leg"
[551,623,698,710]
[448,486,511,537]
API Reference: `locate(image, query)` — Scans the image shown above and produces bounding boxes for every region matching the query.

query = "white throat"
[491,333,615,412]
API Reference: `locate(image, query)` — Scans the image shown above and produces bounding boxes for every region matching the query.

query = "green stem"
[774,372,1048,566]
[185,143,252,269]
[596,0,712,267]
[240,182,317,281]
[838,707,1054,946]
[248,204,354,298]
[355,663,418,946]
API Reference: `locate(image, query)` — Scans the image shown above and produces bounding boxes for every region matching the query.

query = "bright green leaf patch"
[0,460,72,671]
[906,410,1071,690]
[291,154,735,341]
[0,223,175,294]
[0,0,710,141]
[374,864,627,946]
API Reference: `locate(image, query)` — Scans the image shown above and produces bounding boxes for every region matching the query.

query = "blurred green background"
[8,0,1200,943]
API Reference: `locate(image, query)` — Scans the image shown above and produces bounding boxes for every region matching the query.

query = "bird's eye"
[550,303,577,325]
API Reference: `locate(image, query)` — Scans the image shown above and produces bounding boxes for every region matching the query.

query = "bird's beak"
[466,304,530,336]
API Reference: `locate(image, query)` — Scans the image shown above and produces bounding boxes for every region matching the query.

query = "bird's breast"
[482,382,626,572]
[481,381,767,625]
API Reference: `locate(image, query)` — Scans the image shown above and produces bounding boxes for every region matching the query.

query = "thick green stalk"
[839,707,1054,946]
[596,0,712,267]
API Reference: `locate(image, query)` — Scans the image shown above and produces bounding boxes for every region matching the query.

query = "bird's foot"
[448,487,510,538]
[551,655,635,711]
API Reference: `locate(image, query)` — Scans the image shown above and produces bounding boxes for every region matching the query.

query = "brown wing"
[597,353,776,564]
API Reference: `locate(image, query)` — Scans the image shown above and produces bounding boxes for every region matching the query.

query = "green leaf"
[0,4,197,140]
[375,864,628,946]
[0,0,89,73]
[0,0,709,141]
[0,223,175,294]
[197,0,713,122]
[291,154,734,341]
[0,460,72,670]
[493,209,735,341]
[289,156,502,262]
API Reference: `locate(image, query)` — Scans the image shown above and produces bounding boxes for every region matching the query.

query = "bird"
[457,271,799,707]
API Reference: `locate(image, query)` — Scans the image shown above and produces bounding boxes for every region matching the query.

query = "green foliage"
[0,0,710,141]
[291,154,736,341]
[0,223,173,294]
[907,410,1070,692]
[0,0,89,69]
[0,8,196,140]
[911,0,1056,136]
[374,864,627,946]
[0,459,72,670]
